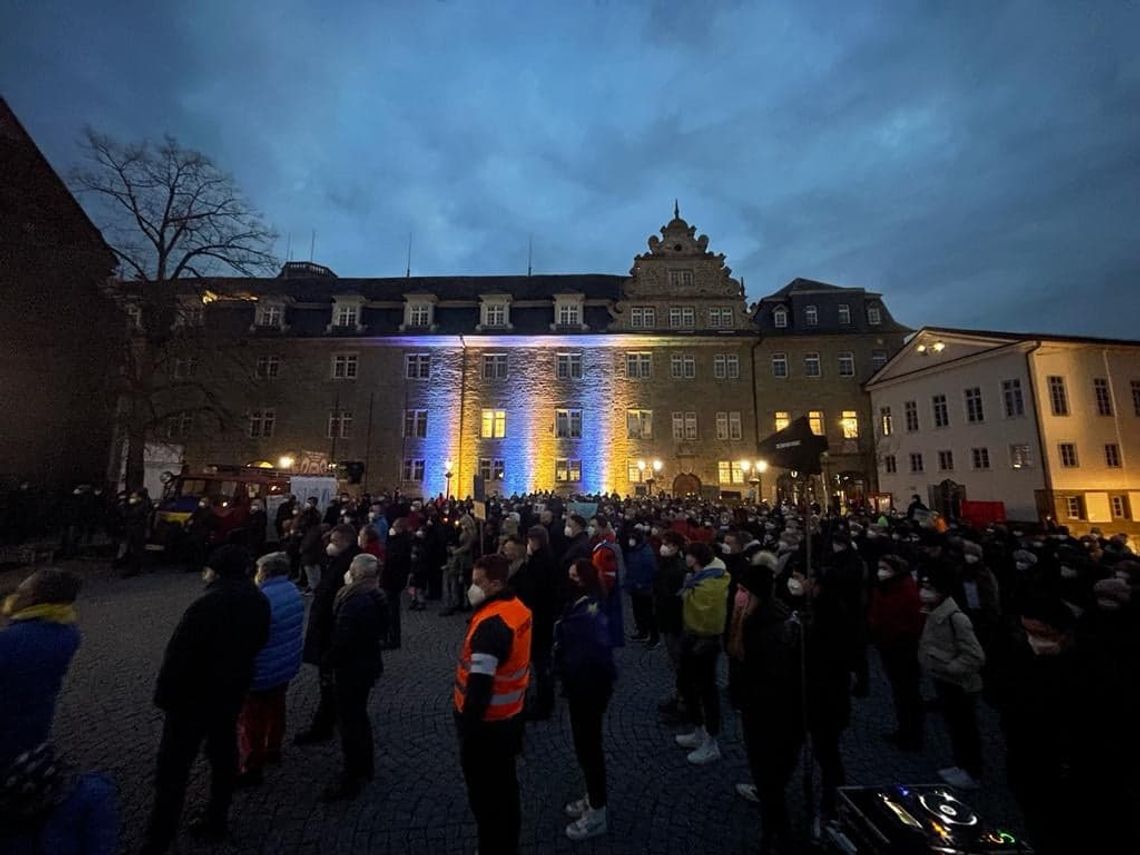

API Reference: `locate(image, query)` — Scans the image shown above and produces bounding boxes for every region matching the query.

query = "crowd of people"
[1,486,1137,854]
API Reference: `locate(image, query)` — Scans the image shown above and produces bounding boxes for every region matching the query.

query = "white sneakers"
[564,796,590,818]
[735,783,759,803]
[565,806,608,841]
[938,766,981,789]
[675,727,721,764]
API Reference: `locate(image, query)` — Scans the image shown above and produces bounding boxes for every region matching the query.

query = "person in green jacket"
[672,542,729,765]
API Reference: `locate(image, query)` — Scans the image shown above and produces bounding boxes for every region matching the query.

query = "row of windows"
[1062,495,1132,522]
[771,304,882,329]
[881,441,1125,474]
[1047,375,1140,418]
[770,409,861,439]
[628,305,736,329]
[881,380,1023,436]
[770,350,886,379]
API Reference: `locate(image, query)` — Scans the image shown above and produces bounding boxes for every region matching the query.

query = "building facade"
[867,327,1140,533]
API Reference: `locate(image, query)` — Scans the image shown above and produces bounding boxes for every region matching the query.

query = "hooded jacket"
[918,596,986,692]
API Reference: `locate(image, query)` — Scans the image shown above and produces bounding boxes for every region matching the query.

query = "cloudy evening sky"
[3,0,1139,337]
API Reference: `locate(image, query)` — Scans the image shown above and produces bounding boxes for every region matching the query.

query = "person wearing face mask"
[559,514,592,584]
[653,530,689,722]
[379,518,412,648]
[673,542,729,765]
[294,524,359,746]
[320,553,388,801]
[244,498,268,557]
[234,551,304,788]
[296,502,326,595]
[916,566,986,790]
[589,515,626,649]
[867,554,924,751]
[441,514,477,617]
[556,558,617,841]
[142,546,269,852]
[454,554,532,855]
[623,529,659,647]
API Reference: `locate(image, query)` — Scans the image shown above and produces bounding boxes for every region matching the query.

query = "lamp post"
[740,459,753,501]
[647,459,662,497]
[444,459,454,500]
[636,459,646,494]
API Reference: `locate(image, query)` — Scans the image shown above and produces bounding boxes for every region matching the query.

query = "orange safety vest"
[454,595,533,721]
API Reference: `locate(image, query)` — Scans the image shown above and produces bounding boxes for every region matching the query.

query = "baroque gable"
[623,204,744,301]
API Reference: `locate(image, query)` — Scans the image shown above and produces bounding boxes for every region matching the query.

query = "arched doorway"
[672,473,701,496]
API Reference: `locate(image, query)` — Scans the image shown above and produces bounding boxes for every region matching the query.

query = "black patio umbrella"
[755,415,829,475]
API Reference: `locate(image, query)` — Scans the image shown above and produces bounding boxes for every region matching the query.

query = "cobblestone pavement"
[5,561,1027,854]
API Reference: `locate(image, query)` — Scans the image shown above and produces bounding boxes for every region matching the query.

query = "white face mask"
[467,583,487,607]
[876,568,893,582]
[526,543,536,556]
[368,512,377,521]
[389,527,397,537]
[628,538,637,548]
[720,542,733,554]
[199,500,209,508]
[1026,634,1062,656]
[564,526,575,538]
[1015,561,1030,572]
[1060,565,1078,579]
[832,543,845,553]
[251,504,262,512]
[786,578,805,597]
[326,542,343,557]
[343,570,354,586]
[587,525,598,536]
[964,554,979,565]
[919,588,940,605]
[660,545,676,558]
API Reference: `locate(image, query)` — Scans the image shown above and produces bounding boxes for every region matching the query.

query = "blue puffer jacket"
[623,543,657,593]
[251,576,304,692]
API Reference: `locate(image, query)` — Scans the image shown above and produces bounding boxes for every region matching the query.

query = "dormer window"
[328,296,366,333]
[805,305,818,326]
[255,303,284,329]
[772,306,788,328]
[867,305,882,325]
[551,294,586,330]
[478,294,512,331]
[400,295,437,331]
[838,304,851,325]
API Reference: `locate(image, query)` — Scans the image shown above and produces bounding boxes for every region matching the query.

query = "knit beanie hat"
[206,544,252,579]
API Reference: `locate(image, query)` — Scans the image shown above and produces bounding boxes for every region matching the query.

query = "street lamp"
[636,459,647,494]
[754,459,768,504]
[647,459,662,496]
[444,459,454,500]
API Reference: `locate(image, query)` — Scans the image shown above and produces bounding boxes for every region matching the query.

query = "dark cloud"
[2,0,1138,336]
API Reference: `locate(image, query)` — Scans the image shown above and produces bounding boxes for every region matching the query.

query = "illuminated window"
[403,409,428,438]
[334,304,359,328]
[555,459,582,482]
[808,410,824,436]
[327,410,352,439]
[402,459,425,482]
[867,306,882,325]
[255,304,282,328]
[1059,442,1078,468]
[670,354,696,380]
[939,450,954,471]
[965,387,984,423]
[771,353,788,378]
[805,305,818,326]
[172,357,196,380]
[668,270,694,287]
[332,353,358,380]
[248,408,275,439]
[255,355,279,380]
[1106,443,1122,468]
[405,353,431,380]
[883,455,897,474]
[774,410,790,432]
[1003,379,1025,417]
[556,353,583,379]
[630,307,656,328]
[1010,444,1032,469]
[718,461,745,484]
[871,350,888,371]
[910,452,924,473]
[1048,376,1069,416]
[165,412,192,439]
[479,458,505,481]
[626,352,652,379]
[628,461,645,483]
[481,409,506,439]
[838,304,851,325]
[555,409,582,438]
[804,352,821,377]
[972,447,990,470]
[904,400,919,432]
[626,409,653,439]
[838,352,855,377]
[482,353,509,379]
[708,307,734,328]
[879,407,893,436]
[668,306,696,328]
[1094,378,1113,416]
[932,394,949,428]
[713,354,740,379]
[772,306,787,328]
[1065,496,1083,520]
[840,410,859,439]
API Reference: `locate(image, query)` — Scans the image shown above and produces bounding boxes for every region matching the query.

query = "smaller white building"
[867,327,1140,533]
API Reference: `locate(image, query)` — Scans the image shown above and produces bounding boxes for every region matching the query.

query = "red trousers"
[238,684,288,773]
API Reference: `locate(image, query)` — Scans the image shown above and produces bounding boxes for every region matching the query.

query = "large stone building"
[867,327,1140,534]
[139,208,907,499]
[0,98,120,495]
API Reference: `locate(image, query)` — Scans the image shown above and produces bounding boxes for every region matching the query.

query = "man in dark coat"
[516,525,560,719]
[295,524,359,744]
[141,545,270,853]
[322,553,388,801]
[382,518,413,649]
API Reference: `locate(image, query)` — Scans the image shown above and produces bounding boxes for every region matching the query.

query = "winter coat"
[384,533,413,594]
[251,576,304,692]
[554,595,616,705]
[325,586,388,686]
[298,512,325,565]
[559,531,592,574]
[302,544,359,666]
[918,596,985,692]
[738,595,802,718]
[512,547,558,653]
[653,552,687,635]
[623,543,657,593]
[0,618,81,769]
[681,559,729,638]
[867,573,924,651]
[154,577,270,717]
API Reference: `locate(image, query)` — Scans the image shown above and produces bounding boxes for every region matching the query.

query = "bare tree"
[71,129,277,489]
